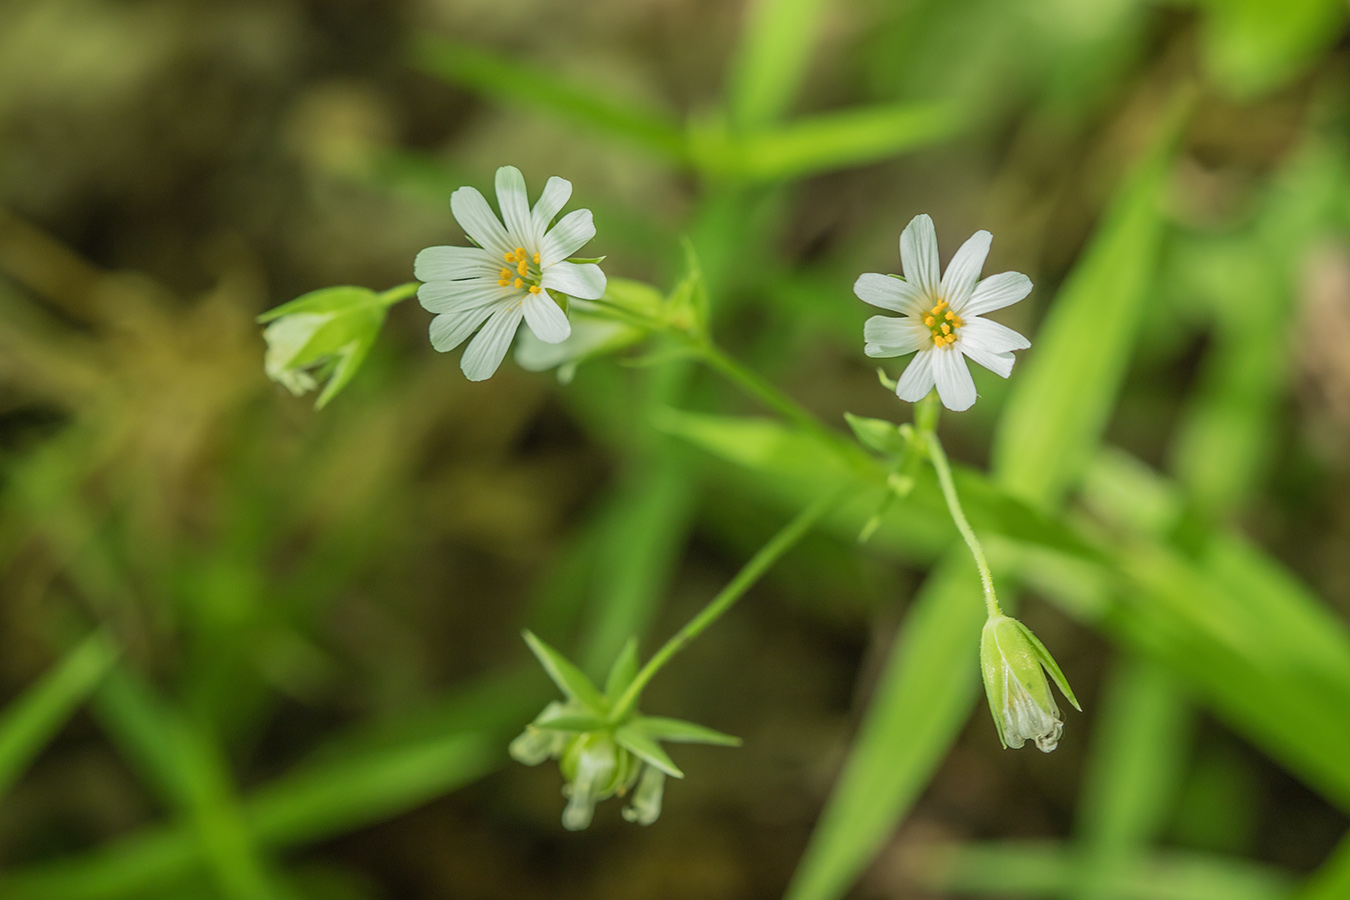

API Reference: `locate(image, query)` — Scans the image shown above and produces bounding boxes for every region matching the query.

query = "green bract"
[257,286,389,408]
[979,615,1081,753]
[510,632,740,830]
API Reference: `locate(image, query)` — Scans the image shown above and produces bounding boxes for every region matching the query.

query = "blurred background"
[2,0,1350,898]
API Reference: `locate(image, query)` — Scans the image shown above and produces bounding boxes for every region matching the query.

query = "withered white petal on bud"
[980,615,1080,753]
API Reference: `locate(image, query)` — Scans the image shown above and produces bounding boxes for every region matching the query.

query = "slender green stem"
[610,488,844,721]
[926,432,1001,618]
[377,282,419,307]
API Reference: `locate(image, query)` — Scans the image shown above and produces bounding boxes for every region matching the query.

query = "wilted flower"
[856,214,1032,411]
[980,614,1080,752]
[510,632,739,830]
[414,165,607,381]
[258,285,388,408]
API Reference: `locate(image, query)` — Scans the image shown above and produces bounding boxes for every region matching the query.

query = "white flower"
[855,214,1032,411]
[414,165,607,381]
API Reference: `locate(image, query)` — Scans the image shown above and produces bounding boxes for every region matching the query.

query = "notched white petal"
[460,305,525,381]
[963,271,1032,317]
[960,316,1031,354]
[542,261,606,300]
[931,344,977,411]
[415,246,500,283]
[532,176,573,242]
[450,185,512,257]
[429,304,495,353]
[523,293,571,344]
[940,230,991,310]
[863,315,928,357]
[854,272,926,315]
[540,209,596,266]
[894,347,937,402]
[899,214,941,296]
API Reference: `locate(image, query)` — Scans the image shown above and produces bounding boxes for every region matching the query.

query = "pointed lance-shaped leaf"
[615,725,684,778]
[522,631,606,713]
[634,715,742,746]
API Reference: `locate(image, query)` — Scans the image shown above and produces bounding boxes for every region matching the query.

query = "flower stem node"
[511,632,740,830]
[979,615,1081,753]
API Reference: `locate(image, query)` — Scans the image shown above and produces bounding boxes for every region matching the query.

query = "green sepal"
[634,715,741,747]
[604,639,640,702]
[979,620,1010,749]
[844,412,907,457]
[532,709,611,732]
[522,630,606,713]
[1015,619,1082,711]
[566,256,607,265]
[615,725,684,778]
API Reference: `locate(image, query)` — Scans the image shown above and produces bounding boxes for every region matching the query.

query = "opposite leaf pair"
[510,631,739,830]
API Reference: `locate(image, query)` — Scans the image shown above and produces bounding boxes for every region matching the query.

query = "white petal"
[961,271,1032,317]
[854,272,927,315]
[532,176,573,243]
[542,261,606,300]
[931,346,977,411]
[960,344,1015,378]
[429,303,496,352]
[418,278,509,314]
[940,230,991,309]
[414,246,500,282]
[495,165,534,250]
[460,304,525,381]
[863,315,929,357]
[960,316,1031,354]
[895,348,937,402]
[540,209,595,266]
[450,186,512,258]
[899,214,941,297]
[523,293,571,343]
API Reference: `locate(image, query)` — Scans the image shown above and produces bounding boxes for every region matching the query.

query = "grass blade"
[0,633,116,798]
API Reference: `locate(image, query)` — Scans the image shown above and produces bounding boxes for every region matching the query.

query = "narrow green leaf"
[784,554,985,900]
[0,633,116,799]
[410,34,685,161]
[843,412,907,457]
[633,716,741,747]
[522,631,606,712]
[726,0,831,129]
[603,639,639,702]
[718,102,960,181]
[1075,658,1191,900]
[992,91,1189,508]
[614,725,684,779]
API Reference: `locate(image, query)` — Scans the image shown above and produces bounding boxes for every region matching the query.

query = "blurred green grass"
[2,0,1350,898]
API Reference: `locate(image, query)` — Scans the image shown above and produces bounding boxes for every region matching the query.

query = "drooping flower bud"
[258,285,389,407]
[980,614,1080,752]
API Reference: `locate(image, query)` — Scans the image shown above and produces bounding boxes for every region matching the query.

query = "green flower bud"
[980,615,1081,752]
[559,733,638,831]
[258,286,388,408]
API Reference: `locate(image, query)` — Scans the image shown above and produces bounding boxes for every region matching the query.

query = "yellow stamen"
[500,268,512,280]
[924,316,936,327]
[513,278,524,289]
[533,252,540,263]
[514,247,527,262]
[935,299,948,310]
[941,323,951,335]
[517,260,528,276]
[498,279,510,287]
[947,334,958,344]
[529,284,541,294]
[945,310,955,320]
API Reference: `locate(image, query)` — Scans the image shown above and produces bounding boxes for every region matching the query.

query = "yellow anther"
[945,310,955,320]
[533,252,541,263]
[498,279,510,287]
[505,252,514,262]
[529,284,541,294]
[941,323,951,335]
[500,268,512,279]
[924,316,936,327]
[953,315,964,327]
[514,247,527,262]
[947,334,958,344]
[517,260,528,275]
[513,277,524,289]
[935,299,948,310]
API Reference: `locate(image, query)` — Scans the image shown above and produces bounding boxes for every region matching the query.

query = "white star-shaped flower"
[856,214,1032,411]
[414,165,607,381]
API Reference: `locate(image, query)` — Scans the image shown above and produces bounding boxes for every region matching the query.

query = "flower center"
[498,247,544,295]
[922,298,964,347]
